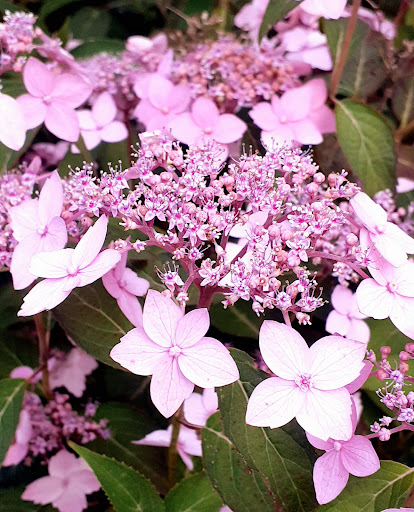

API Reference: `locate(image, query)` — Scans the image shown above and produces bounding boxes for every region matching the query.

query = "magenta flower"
[183,388,218,426]
[3,410,32,467]
[134,74,191,132]
[110,290,239,417]
[134,425,201,470]
[351,192,414,267]
[326,285,370,344]
[246,321,366,440]
[356,259,414,340]
[22,450,100,512]
[18,215,121,317]
[9,171,68,290]
[17,57,92,142]
[169,97,247,160]
[102,251,149,326]
[0,92,26,150]
[249,79,335,147]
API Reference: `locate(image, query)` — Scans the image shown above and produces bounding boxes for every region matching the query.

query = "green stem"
[168,406,182,488]
[34,313,53,400]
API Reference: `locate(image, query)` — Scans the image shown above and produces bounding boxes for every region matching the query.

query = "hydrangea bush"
[0,0,413,510]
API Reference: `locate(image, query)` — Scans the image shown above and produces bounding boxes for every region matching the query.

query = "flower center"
[161,106,169,115]
[67,263,78,277]
[387,281,398,293]
[333,441,342,451]
[295,373,313,392]
[204,127,213,135]
[169,345,181,357]
[280,115,287,123]
[37,225,47,236]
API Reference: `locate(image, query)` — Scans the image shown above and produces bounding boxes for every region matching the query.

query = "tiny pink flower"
[250,79,335,147]
[110,290,239,418]
[351,192,414,267]
[126,33,168,54]
[0,92,26,150]
[17,57,92,142]
[9,170,68,290]
[169,97,247,160]
[326,285,370,344]
[22,450,100,512]
[184,388,218,426]
[102,251,149,326]
[133,425,201,470]
[356,259,414,340]
[18,215,121,317]
[246,321,366,441]
[3,410,32,467]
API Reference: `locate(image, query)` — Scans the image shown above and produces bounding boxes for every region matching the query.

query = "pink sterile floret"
[249,79,335,147]
[3,410,32,467]
[0,92,26,150]
[110,289,239,418]
[183,388,218,426]
[18,215,121,316]
[134,424,201,470]
[75,92,128,150]
[356,258,414,340]
[234,0,269,41]
[326,285,370,344]
[9,170,68,290]
[22,449,100,512]
[351,192,414,267]
[134,74,191,132]
[298,0,347,19]
[279,27,333,71]
[246,321,366,441]
[17,57,92,142]
[102,251,149,327]
[169,97,247,161]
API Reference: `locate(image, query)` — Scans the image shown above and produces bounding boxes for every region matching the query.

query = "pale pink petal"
[179,337,239,388]
[306,78,328,109]
[38,171,64,224]
[191,98,219,130]
[175,309,210,348]
[280,85,312,121]
[259,321,309,379]
[356,279,394,320]
[298,387,353,441]
[313,450,349,505]
[134,426,172,448]
[167,85,191,114]
[68,469,101,494]
[92,92,117,126]
[212,114,246,144]
[10,235,41,289]
[102,269,122,299]
[261,125,295,148]
[22,476,64,505]
[396,177,414,193]
[345,360,373,395]
[3,442,28,466]
[117,292,143,327]
[306,432,333,451]
[77,249,120,287]
[78,110,96,130]
[180,426,202,456]
[0,93,26,150]
[81,129,102,150]
[134,99,163,129]
[300,0,347,19]
[17,94,46,130]
[202,387,218,413]
[148,75,174,109]
[121,268,149,296]
[245,377,304,428]
[184,393,210,426]
[110,326,167,374]
[10,366,33,379]
[18,277,72,316]
[295,46,333,71]
[341,436,380,477]
[72,215,108,269]
[325,310,350,337]
[389,294,414,340]
[9,199,39,241]
[169,113,203,145]
[249,102,279,131]
[114,251,127,281]
[151,357,194,418]
[178,447,194,471]
[350,192,387,232]
[52,487,87,512]
[347,318,370,344]
[23,58,55,97]
[372,259,414,298]
[309,104,335,133]
[101,121,128,143]
[310,336,366,390]
[330,285,353,315]
[372,223,414,267]
[44,101,80,142]
[51,74,92,108]
[291,119,322,145]
[49,450,81,477]
[29,249,74,278]
[38,217,68,252]
[143,290,183,348]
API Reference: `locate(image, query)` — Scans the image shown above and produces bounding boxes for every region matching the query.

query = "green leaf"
[318,461,414,512]
[70,442,165,512]
[217,349,317,512]
[69,7,111,41]
[164,472,222,512]
[39,0,85,19]
[0,331,38,380]
[335,99,396,196]
[0,378,25,465]
[53,280,133,368]
[259,0,299,40]
[209,301,260,339]
[324,19,387,98]
[392,76,414,128]
[70,40,124,59]
[87,402,170,494]
[0,1,28,13]
[202,413,278,512]
[0,487,37,511]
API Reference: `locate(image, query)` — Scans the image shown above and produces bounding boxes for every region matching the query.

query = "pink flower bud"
[378,428,390,441]
[380,346,391,358]
[399,351,410,362]
[313,172,325,184]
[346,233,358,246]
[377,369,388,381]
[399,362,410,374]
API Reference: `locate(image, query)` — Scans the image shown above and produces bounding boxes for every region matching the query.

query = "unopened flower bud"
[346,233,358,246]
[377,369,388,381]
[405,342,414,355]
[399,351,410,362]
[378,428,390,441]
[380,346,391,359]
[366,350,376,363]
[313,172,325,184]
[399,362,410,374]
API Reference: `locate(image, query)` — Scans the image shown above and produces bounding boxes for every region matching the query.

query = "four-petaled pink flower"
[102,251,149,327]
[3,410,32,467]
[249,79,335,147]
[356,259,414,340]
[18,215,121,317]
[0,92,26,150]
[110,289,239,417]
[134,74,191,132]
[351,192,414,267]
[184,388,218,426]
[10,170,68,290]
[246,321,366,440]
[134,425,202,470]
[326,285,370,344]
[22,450,100,512]
[17,57,92,142]
[169,97,247,160]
